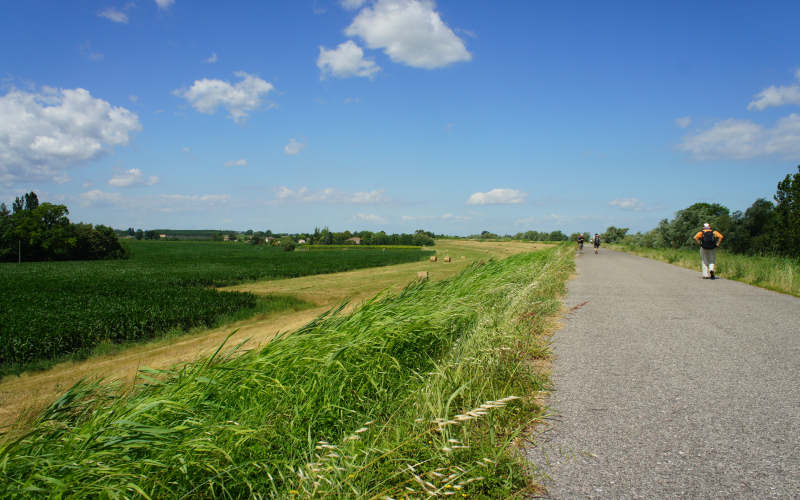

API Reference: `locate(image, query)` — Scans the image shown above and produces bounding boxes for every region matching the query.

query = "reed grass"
[0,245,572,498]
[615,245,800,297]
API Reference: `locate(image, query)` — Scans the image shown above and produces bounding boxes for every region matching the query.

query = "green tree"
[772,165,800,256]
[601,226,629,244]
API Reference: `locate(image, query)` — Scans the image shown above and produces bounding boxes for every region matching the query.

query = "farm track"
[0,240,545,430]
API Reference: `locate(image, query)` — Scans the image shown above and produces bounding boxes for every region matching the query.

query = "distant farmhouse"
[345,237,362,245]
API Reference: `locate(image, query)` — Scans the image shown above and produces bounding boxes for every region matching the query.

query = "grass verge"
[0,245,572,498]
[613,245,800,297]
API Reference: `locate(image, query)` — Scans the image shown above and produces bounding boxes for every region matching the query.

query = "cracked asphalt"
[526,248,800,499]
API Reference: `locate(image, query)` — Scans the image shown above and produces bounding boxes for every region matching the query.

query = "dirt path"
[526,248,800,498]
[0,240,544,429]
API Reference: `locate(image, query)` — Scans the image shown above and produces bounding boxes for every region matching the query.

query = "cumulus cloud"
[155,0,174,9]
[748,71,800,111]
[345,0,471,69]
[173,72,274,123]
[402,213,470,222]
[109,168,159,187]
[675,116,691,128]
[98,7,129,23]
[224,158,247,167]
[341,0,368,9]
[80,189,123,206]
[0,87,141,185]
[205,52,218,64]
[679,114,800,159]
[356,213,386,223]
[466,188,526,205]
[284,138,305,155]
[318,41,380,79]
[79,190,229,212]
[609,198,646,211]
[276,186,387,204]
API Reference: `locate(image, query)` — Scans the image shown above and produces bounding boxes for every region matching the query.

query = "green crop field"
[0,241,432,375]
[0,245,572,498]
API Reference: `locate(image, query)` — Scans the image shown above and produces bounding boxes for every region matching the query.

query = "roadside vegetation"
[0,240,431,376]
[0,245,572,498]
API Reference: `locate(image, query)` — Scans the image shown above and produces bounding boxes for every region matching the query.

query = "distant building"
[345,237,362,245]
[298,239,306,244]
[158,234,167,239]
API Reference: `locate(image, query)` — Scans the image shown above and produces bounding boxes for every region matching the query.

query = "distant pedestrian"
[693,223,724,279]
[593,233,600,254]
[577,233,585,252]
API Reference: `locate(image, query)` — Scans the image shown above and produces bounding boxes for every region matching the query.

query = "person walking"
[693,223,724,279]
[577,233,585,252]
[593,233,601,254]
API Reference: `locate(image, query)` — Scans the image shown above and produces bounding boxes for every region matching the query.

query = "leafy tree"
[602,226,629,244]
[547,230,567,241]
[772,165,800,255]
[135,229,144,240]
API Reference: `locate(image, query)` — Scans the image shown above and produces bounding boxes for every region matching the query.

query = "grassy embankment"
[0,241,430,376]
[614,245,800,297]
[0,244,572,498]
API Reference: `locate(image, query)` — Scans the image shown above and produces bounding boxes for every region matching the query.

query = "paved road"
[526,249,800,499]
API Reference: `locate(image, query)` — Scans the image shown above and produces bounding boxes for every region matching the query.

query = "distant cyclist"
[577,233,585,252]
[593,233,600,254]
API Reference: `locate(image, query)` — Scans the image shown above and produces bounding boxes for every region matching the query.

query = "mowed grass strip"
[0,245,572,498]
[614,245,800,297]
[0,241,432,375]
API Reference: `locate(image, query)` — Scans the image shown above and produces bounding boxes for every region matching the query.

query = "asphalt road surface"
[526,248,800,499]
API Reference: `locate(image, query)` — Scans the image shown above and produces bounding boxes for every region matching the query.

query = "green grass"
[614,245,800,297]
[0,245,573,498]
[0,240,432,375]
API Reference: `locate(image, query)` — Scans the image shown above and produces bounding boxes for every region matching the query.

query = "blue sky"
[1,0,799,235]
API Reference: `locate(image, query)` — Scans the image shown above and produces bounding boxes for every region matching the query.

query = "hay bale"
[443,256,451,262]
[416,271,429,280]
[430,255,437,262]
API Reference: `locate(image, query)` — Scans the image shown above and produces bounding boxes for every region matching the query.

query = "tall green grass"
[615,245,800,297]
[0,245,572,498]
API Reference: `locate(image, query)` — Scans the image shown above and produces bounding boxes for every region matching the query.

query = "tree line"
[0,192,125,262]
[621,165,800,257]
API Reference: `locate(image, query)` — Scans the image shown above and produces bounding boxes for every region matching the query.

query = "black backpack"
[700,229,716,249]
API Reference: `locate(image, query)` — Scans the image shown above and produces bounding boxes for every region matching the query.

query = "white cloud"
[224,158,247,167]
[275,186,388,204]
[284,138,305,155]
[0,87,141,185]
[318,41,380,79]
[402,213,470,222]
[609,198,646,211]
[182,146,190,153]
[341,0,368,9]
[98,7,128,23]
[129,95,138,103]
[109,168,159,187]
[679,114,800,159]
[155,0,174,9]
[80,189,123,206]
[675,116,691,128]
[345,0,471,69]
[356,213,386,223]
[466,188,526,205]
[344,97,361,104]
[205,52,218,64]
[173,72,275,123]
[748,71,800,111]
[78,190,230,212]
